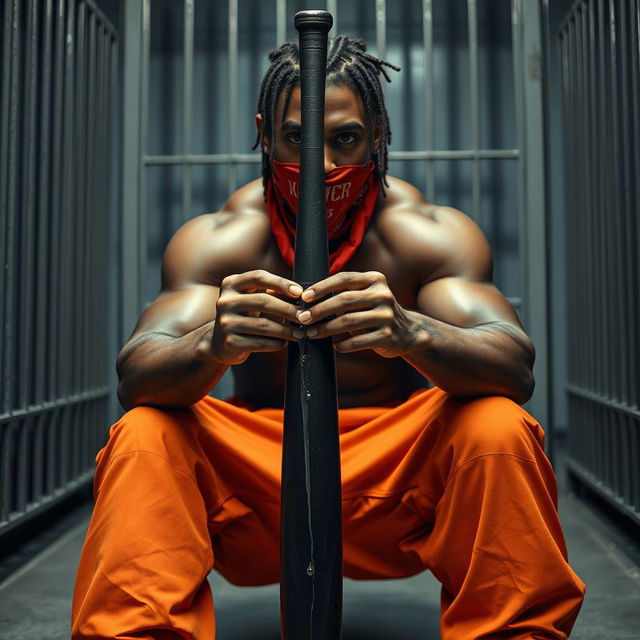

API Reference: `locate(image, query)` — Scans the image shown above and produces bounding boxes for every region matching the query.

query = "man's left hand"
[297,271,417,358]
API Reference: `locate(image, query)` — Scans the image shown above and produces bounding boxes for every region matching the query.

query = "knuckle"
[367,270,385,282]
[342,314,355,329]
[216,295,231,310]
[381,326,393,338]
[380,307,394,321]
[252,268,268,281]
[223,335,236,347]
[221,274,237,289]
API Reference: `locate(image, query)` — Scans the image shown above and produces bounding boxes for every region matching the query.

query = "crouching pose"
[72,35,585,640]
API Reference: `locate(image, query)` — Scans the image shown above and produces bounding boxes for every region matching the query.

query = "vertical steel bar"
[376,0,386,58]
[32,414,44,503]
[423,0,434,198]
[570,13,583,392]
[0,426,16,521]
[94,20,104,394]
[16,420,30,513]
[327,0,338,33]
[586,1,596,396]
[577,5,594,396]
[629,0,640,410]
[575,6,585,392]
[228,0,239,194]
[277,0,286,46]
[121,0,144,335]
[59,0,76,399]
[0,0,14,410]
[35,0,54,405]
[608,0,624,404]
[110,33,120,395]
[45,411,55,494]
[76,1,87,396]
[512,0,527,332]
[183,0,194,222]
[564,22,580,384]
[96,20,105,393]
[100,27,110,388]
[141,0,150,307]
[84,11,96,391]
[60,405,69,486]
[99,27,110,387]
[590,0,603,397]
[468,0,480,224]
[2,0,20,414]
[18,0,40,410]
[597,0,610,400]
[632,416,640,511]
[49,0,66,401]
[616,0,634,407]
[565,21,576,391]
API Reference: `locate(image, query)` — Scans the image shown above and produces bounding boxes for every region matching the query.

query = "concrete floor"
[0,492,639,639]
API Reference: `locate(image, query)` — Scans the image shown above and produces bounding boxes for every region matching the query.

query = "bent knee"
[440,394,544,460]
[102,404,200,462]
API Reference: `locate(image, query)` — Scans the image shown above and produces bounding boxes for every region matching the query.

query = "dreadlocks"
[252,35,400,196]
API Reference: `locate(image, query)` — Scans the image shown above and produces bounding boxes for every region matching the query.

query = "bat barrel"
[280,9,343,640]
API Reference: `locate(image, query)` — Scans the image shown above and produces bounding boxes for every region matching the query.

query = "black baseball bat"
[280,9,342,640]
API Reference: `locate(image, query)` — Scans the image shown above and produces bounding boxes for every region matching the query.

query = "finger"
[223,292,301,322]
[332,327,392,353]
[306,310,379,339]
[297,289,380,324]
[301,271,384,302]
[246,287,265,318]
[233,315,304,341]
[223,269,303,298]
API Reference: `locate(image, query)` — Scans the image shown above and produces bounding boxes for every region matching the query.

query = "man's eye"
[336,133,357,145]
[286,133,301,144]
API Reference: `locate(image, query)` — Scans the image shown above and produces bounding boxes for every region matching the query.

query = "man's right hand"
[206,269,304,365]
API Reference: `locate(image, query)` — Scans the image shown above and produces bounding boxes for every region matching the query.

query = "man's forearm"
[116,322,227,410]
[401,311,535,405]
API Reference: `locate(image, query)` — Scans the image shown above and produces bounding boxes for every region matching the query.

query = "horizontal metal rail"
[143,149,521,165]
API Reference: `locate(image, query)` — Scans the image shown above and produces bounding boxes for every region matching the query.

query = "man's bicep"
[126,215,223,342]
[415,207,525,332]
[417,276,523,329]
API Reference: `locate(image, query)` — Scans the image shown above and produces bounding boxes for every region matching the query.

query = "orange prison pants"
[71,386,585,639]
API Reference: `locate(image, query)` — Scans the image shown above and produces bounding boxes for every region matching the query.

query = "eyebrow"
[280,120,366,133]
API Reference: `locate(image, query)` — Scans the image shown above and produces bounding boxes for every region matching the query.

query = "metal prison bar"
[0,0,117,537]
[559,0,640,526]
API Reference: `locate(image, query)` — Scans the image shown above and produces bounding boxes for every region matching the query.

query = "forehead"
[275,83,367,126]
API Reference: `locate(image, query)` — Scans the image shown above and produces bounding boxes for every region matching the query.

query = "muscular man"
[72,36,585,639]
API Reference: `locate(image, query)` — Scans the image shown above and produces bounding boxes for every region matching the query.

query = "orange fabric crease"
[71,386,585,639]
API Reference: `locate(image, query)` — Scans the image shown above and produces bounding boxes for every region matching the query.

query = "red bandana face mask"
[265,160,379,274]
[271,160,375,236]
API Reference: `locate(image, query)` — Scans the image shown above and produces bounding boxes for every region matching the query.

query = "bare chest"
[231,224,429,407]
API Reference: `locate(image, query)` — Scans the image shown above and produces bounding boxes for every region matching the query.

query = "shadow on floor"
[0,489,639,638]
[209,571,441,639]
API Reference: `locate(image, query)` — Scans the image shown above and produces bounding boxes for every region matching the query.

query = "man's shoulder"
[376,176,491,279]
[162,179,273,286]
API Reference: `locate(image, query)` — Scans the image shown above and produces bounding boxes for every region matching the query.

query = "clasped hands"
[210,269,416,365]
